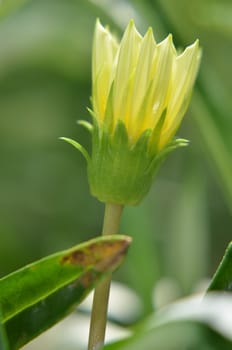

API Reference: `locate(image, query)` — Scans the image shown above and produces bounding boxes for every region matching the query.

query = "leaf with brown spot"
[0,235,131,349]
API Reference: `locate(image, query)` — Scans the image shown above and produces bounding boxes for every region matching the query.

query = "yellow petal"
[93,64,112,120]
[91,19,201,152]
[129,27,156,124]
[92,19,118,120]
[113,20,142,124]
[163,40,201,136]
[92,19,118,81]
[139,34,176,133]
[158,40,201,149]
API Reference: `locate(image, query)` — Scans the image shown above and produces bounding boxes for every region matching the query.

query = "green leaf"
[0,235,131,349]
[104,294,232,349]
[104,320,232,350]
[0,309,9,350]
[207,242,232,292]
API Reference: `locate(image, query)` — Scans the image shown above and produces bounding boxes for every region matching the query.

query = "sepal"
[155,138,189,162]
[148,138,189,177]
[88,119,163,205]
[59,137,90,163]
[77,120,93,133]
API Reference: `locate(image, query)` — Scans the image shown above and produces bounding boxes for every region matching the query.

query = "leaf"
[104,320,232,350]
[0,235,131,349]
[104,294,232,350]
[207,242,232,292]
[0,310,9,350]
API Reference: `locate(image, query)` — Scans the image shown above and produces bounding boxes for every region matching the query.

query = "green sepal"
[88,119,157,205]
[155,138,189,162]
[113,120,129,147]
[104,82,115,133]
[63,105,189,205]
[149,108,167,154]
[87,107,95,120]
[59,137,90,163]
[87,116,189,205]
[146,138,189,180]
[132,129,152,154]
[77,119,93,133]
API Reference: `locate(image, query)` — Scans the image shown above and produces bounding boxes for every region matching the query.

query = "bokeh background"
[0,0,232,328]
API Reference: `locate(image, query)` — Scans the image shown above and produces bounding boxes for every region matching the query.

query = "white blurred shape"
[80,280,142,324]
[22,313,131,350]
[153,277,182,309]
[152,293,232,341]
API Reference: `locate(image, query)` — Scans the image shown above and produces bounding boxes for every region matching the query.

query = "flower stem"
[88,203,124,350]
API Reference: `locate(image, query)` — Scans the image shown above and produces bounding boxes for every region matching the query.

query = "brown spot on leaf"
[79,270,99,288]
[60,250,86,266]
[69,270,101,289]
[60,236,132,271]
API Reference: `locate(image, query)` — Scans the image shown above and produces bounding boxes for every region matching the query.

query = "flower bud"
[62,19,201,205]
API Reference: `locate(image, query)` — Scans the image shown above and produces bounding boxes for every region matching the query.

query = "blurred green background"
[0,0,232,317]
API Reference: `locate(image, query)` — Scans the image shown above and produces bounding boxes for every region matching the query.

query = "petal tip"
[95,18,103,31]
[187,39,200,51]
[158,33,173,47]
[127,18,135,31]
[125,18,142,40]
[146,26,156,42]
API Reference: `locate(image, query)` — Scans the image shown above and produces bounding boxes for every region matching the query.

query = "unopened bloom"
[62,19,201,205]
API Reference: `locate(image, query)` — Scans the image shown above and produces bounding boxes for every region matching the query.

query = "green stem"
[88,203,124,350]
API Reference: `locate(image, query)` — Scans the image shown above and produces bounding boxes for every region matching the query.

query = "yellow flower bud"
[62,19,201,205]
